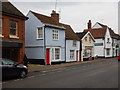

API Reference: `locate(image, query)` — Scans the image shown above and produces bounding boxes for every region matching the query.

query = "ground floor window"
[106,49,110,55]
[84,49,92,57]
[70,50,75,59]
[52,48,60,60]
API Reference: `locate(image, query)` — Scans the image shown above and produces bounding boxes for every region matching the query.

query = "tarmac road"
[2,58,118,88]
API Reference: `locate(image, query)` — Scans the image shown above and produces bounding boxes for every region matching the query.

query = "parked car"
[118,53,120,61]
[0,58,28,79]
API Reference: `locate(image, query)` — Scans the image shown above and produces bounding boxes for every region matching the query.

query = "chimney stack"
[88,20,92,29]
[51,10,59,22]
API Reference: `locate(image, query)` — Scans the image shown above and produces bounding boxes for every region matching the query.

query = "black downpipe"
[44,26,46,65]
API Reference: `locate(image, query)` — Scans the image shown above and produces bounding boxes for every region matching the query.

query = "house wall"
[66,40,80,62]
[82,34,94,45]
[112,38,120,57]
[25,12,66,64]
[45,27,65,62]
[94,39,105,57]
[25,12,45,59]
[104,28,112,57]
[1,15,25,63]
[82,33,95,61]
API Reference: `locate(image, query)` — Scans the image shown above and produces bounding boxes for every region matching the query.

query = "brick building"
[0,2,28,63]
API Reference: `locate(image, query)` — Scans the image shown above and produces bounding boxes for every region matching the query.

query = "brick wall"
[1,15,25,63]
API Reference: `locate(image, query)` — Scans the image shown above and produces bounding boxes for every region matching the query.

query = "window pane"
[0,19,2,34]
[70,50,74,59]
[52,30,58,40]
[37,27,43,39]
[55,48,60,60]
[10,29,16,35]
[10,21,16,28]
[10,21,17,36]
[73,40,77,46]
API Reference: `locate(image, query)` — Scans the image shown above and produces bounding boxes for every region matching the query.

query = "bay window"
[52,48,60,60]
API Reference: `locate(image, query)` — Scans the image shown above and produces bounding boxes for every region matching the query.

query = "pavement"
[28,57,117,73]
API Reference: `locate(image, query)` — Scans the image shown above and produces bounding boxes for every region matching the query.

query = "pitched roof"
[85,22,119,39]
[30,11,63,27]
[84,28,107,39]
[109,28,120,39]
[1,2,27,19]
[76,32,87,39]
[61,23,80,40]
[97,22,107,28]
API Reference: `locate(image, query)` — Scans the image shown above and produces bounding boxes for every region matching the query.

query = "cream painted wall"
[82,34,95,46]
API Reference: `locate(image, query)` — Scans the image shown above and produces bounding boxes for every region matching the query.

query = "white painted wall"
[104,28,112,57]
[94,39,104,57]
[66,40,80,62]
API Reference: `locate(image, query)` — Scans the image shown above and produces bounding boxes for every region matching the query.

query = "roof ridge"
[30,10,52,19]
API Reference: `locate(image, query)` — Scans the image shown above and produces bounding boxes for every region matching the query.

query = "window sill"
[36,38,43,40]
[52,39,59,41]
[0,34,4,37]
[9,35,19,39]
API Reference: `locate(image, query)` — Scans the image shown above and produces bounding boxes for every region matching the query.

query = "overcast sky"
[9,0,119,33]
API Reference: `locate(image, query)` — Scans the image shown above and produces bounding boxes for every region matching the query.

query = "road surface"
[2,59,118,88]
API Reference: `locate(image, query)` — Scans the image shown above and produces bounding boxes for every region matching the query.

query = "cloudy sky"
[9,0,119,33]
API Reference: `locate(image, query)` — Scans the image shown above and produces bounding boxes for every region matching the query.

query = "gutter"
[44,23,65,30]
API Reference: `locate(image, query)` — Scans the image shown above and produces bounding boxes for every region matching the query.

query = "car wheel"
[19,70,27,78]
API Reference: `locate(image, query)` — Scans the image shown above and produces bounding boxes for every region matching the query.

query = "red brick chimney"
[88,20,92,29]
[51,10,59,22]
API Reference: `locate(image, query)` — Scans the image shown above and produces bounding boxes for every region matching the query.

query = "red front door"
[76,51,79,62]
[46,48,50,65]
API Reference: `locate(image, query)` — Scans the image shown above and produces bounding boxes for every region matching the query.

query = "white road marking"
[14,79,23,82]
[27,76,35,79]
[42,71,47,73]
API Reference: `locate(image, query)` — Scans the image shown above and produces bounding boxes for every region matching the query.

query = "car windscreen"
[2,59,15,65]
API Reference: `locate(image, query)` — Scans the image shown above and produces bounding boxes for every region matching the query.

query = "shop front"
[1,41,23,62]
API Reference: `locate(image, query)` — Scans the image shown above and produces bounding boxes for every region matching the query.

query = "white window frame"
[52,30,59,40]
[37,27,44,39]
[9,20,18,36]
[52,47,61,60]
[70,50,75,60]
[73,40,77,47]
